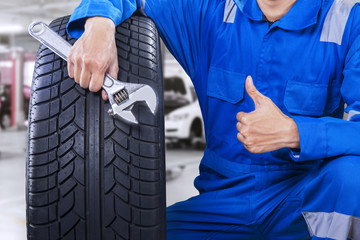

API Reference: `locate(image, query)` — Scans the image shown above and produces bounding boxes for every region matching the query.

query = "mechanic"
[66,0,360,239]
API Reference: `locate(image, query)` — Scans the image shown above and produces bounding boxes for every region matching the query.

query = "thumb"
[245,76,264,109]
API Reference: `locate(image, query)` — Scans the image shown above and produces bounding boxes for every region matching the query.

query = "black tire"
[26,15,166,240]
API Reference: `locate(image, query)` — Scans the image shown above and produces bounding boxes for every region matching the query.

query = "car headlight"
[166,113,189,121]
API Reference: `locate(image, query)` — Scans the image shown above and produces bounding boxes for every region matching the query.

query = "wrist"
[85,17,116,33]
[284,117,300,149]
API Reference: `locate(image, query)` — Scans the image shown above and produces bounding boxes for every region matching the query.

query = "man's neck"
[257,0,297,22]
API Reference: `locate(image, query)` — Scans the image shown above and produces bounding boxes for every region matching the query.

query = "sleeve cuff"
[288,115,328,162]
[66,1,136,39]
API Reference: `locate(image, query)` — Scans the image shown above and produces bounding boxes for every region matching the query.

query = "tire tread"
[26,14,165,240]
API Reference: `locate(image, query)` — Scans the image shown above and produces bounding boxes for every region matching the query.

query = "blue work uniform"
[67,0,360,239]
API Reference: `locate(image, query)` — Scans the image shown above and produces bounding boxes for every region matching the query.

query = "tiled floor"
[0,129,202,240]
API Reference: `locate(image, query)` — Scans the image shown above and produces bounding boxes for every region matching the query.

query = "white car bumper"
[165,119,190,139]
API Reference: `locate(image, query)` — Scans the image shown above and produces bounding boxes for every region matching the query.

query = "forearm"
[290,115,360,161]
[67,0,138,39]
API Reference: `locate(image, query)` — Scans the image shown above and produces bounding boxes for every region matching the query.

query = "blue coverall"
[67,0,360,239]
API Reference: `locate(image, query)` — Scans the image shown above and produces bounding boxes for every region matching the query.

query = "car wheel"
[186,119,203,148]
[26,14,166,240]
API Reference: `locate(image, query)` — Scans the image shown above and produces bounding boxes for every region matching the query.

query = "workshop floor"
[0,129,202,240]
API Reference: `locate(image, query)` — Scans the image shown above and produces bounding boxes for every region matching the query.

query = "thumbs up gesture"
[236,76,300,153]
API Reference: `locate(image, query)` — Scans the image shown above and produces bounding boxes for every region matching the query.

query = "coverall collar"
[234,0,322,30]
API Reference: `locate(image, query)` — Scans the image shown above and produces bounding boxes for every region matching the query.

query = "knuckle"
[88,85,97,92]
[68,53,73,63]
[236,112,243,120]
[243,138,253,147]
[93,59,106,71]
[240,116,249,124]
[74,54,82,63]
[237,133,242,141]
[69,54,75,64]
[89,81,101,92]
[236,122,241,131]
[263,96,271,103]
[82,56,92,66]
[79,80,89,89]
[247,146,257,153]
[240,127,249,137]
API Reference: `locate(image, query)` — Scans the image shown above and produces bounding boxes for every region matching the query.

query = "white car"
[164,58,205,147]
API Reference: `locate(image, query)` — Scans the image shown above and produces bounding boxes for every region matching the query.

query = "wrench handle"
[28,21,71,62]
[29,21,114,88]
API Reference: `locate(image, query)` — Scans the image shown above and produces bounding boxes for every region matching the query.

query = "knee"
[321,155,360,191]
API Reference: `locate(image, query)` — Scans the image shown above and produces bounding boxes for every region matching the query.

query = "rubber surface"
[26,15,166,240]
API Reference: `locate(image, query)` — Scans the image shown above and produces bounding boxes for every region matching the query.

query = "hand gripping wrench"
[28,21,158,124]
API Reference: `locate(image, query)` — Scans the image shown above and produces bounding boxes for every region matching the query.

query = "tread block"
[28,174,57,193]
[59,105,75,129]
[59,191,75,217]
[132,179,160,195]
[129,192,161,209]
[28,160,58,178]
[29,188,59,207]
[29,204,57,225]
[132,208,160,226]
[28,149,57,167]
[110,217,129,239]
[131,156,160,170]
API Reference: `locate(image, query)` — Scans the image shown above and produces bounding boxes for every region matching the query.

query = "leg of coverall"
[261,156,360,239]
[167,165,261,239]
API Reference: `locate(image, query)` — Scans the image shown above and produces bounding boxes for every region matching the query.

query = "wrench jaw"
[139,85,158,115]
[105,83,158,124]
[110,101,139,124]
[112,106,138,124]
[105,89,139,124]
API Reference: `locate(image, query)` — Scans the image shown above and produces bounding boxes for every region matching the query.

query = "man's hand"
[68,17,118,101]
[236,76,300,153]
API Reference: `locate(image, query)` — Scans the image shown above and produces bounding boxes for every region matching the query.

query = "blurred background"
[0,1,205,239]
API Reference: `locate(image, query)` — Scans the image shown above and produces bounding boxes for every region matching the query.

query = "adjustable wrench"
[28,21,158,124]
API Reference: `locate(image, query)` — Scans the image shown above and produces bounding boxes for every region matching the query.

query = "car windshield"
[164,77,190,114]
[164,77,186,94]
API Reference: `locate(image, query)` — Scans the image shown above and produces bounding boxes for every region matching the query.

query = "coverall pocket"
[207,66,246,104]
[284,81,341,116]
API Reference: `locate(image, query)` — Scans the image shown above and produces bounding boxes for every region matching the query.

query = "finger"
[74,57,82,84]
[108,60,119,79]
[236,112,250,124]
[245,76,264,109]
[89,71,105,92]
[68,47,75,79]
[79,68,91,89]
[102,90,108,101]
[236,122,241,131]
[68,59,74,79]
[68,62,75,79]
[244,144,265,154]
[236,112,245,122]
[237,132,246,143]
